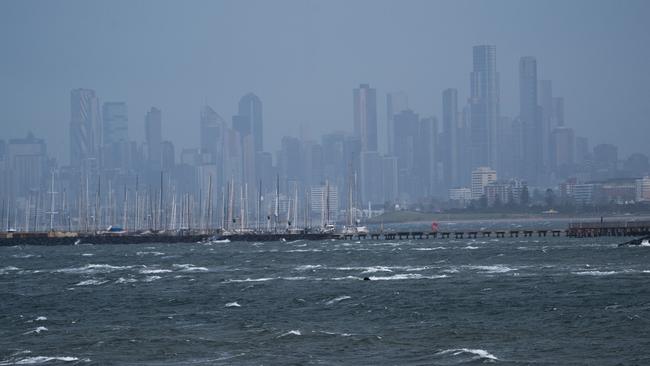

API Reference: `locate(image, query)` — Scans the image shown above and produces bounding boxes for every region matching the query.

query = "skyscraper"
[519,56,542,184]
[102,102,129,172]
[353,84,378,152]
[442,88,459,188]
[469,46,499,171]
[386,92,408,155]
[102,102,128,145]
[70,89,101,169]
[538,80,553,170]
[238,93,263,152]
[393,109,420,201]
[145,107,162,169]
[200,105,225,163]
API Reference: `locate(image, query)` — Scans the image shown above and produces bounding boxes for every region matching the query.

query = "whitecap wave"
[361,266,393,274]
[295,264,323,271]
[326,295,351,305]
[115,277,138,284]
[75,279,107,286]
[369,274,448,281]
[173,264,209,272]
[225,301,241,308]
[142,276,162,282]
[317,331,352,337]
[435,348,498,361]
[573,270,619,276]
[35,316,47,321]
[12,254,38,259]
[412,247,447,251]
[0,266,20,274]
[467,265,516,274]
[23,327,48,335]
[8,356,86,364]
[462,246,479,250]
[56,264,133,274]
[224,277,275,283]
[136,251,165,256]
[277,330,301,338]
[139,269,172,274]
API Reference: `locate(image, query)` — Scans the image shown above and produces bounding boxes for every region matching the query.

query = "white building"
[310,185,339,223]
[637,176,650,202]
[449,187,472,201]
[471,167,497,200]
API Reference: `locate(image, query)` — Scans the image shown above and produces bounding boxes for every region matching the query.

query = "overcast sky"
[1,0,649,163]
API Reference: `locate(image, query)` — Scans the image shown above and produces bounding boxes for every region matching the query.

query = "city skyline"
[1,0,649,164]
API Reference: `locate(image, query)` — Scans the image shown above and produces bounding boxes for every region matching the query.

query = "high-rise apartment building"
[238,93,263,152]
[70,89,101,168]
[353,84,378,152]
[200,105,225,164]
[102,102,129,172]
[442,88,460,188]
[145,107,162,169]
[386,92,408,155]
[519,56,542,184]
[469,46,499,171]
[471,166,497,200]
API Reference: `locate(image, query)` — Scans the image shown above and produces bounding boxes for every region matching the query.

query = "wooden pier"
[566,220,650,237]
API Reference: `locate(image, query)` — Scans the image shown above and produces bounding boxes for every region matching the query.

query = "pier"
[566,220,650,237]
[2,219,650,245]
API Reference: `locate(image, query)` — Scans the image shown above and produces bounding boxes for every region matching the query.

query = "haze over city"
[2,0,649,164]
[4,2,650,365]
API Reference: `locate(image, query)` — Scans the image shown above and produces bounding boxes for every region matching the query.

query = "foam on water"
[413,247,447,251]
[225,301,241,308]
[35,317,47,321]
[75,279,107,286]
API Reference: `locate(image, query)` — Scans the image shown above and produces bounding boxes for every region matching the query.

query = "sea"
[1,220,650,365]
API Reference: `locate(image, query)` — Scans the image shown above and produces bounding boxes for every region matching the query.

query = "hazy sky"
[1,0,649,163]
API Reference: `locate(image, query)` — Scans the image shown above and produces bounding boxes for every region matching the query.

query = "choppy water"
[1,234,650,365]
